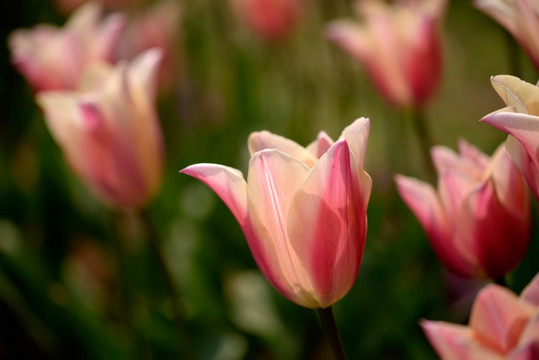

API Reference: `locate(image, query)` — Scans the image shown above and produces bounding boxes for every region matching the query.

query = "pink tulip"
[481,75,539,202]
[8,2,125,92]
[231,0,304,41]
[422,272,539,360]
[475,0,539,72]
[181,118,372,308]
[395,140,530,279]
[115,1,181,92]
[36,49,164,209]
[326,0,446,109]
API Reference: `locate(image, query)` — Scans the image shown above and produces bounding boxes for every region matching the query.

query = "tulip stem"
[408,108,435,179]
[140,210,197,360]
[317,307,347,360]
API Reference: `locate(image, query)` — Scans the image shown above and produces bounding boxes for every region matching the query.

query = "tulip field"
[1,0,539,359]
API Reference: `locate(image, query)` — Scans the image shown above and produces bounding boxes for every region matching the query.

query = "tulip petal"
[306,131,334,159]
[509,340,539,360]
[395,174,476,277]
[128,48,163,103]
[490,75,539,115]
[287,141,370,308]
[180,164,248,225]
[248,131,318,168]
[422,320,502,360]
[515,310,539,351]
[521,273,539,307]
[481,111,539,199]
[339,117,370,169]
[246,149,316,307]
[470,284,534,354]
[457,178,530,279]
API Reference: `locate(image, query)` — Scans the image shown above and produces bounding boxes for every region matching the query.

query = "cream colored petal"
[248,131,318,168]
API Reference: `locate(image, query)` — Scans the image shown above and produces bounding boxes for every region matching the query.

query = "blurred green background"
[0,0,538,359]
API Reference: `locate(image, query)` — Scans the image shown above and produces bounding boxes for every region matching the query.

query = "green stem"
[317,307,347,360]
[408,108,435,180]
[140,210,197,360]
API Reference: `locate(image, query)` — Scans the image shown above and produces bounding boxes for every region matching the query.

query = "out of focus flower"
[395,140,530,279]
[475,0,539,72]
[422,272,539,359]
[116,1,182,92]
[52,0,132,14]
[37,49,164,209]
[231,0,304,41]
[8,2,125,92]
[181,118,372,308]
[482,75,539,202]
[327,0,447,109]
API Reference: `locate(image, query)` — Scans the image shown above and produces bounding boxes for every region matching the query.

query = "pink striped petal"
[306,131,334,159]
[457,179,530,279]
[287,141,370,308]
[516,310,539,350]
[339,117,370,169]
[521,273,539,306]
[395,174,476,277]
[506,134,539,202]
[246,149,316,307]
[470,284,534,354]
[422,320,502,360]
[180,164,248,226]
[248,131,318,168]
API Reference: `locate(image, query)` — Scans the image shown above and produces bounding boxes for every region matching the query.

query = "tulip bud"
[326,0,446,109]
[37,49,164,209]
[396,140,531,279]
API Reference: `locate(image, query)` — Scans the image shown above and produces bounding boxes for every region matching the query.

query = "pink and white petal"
[506,134,539,202]
[490,75,539,114]
[431,145,483,180]
[470,284,534,354]
[180,164,248,225]
[474,1,520,40]
[456,179,530,279]
[338,117,370,169]
[438,169,478,227]
[128,48,162,103]
[421,320,502,360]
[94,12,126,61]
[488,144,530,215]
[516,310,539,350]
[287,141,370,308]
[395,175,476,277]
[306,131,334,159]
[248,131,318,168]
[326,20,371,64]
[246,150,316,307]
[521,273,539,306]
[458,139,490,170]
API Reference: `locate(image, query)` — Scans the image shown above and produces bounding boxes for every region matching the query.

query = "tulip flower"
[475,0,539,72]
[231,0,304,41]
[395,140,530,279]
[181,118,372,309]
[422,272,539,359]
[37,49,164,209]
[481,75,539,202]
[326,0,447,109]
[8,2,125,92]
